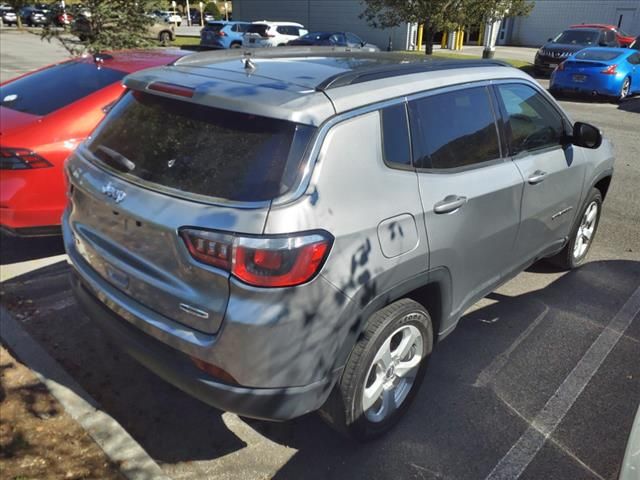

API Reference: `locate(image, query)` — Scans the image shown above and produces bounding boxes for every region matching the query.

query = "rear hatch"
[200,22,224,44]
[561,50,623,83]
[66,84,316,334]
[244,24,271,46]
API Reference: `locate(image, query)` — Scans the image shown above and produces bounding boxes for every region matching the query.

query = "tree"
[360,0,533,55]
[465,0,533,57]
[204,2,221,18]
[360,0,467,55]
[42,0,161,55]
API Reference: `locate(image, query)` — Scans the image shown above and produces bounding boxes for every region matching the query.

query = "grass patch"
[173,36,200,47]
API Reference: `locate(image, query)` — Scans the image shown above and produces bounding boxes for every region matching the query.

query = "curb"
[0,305,171,480]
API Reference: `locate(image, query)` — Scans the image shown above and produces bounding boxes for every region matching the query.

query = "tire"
[319,298,433,441]
[548,187,602,270]
[159,31,171,46]
[230,42,242,49]
[618,77,631,102]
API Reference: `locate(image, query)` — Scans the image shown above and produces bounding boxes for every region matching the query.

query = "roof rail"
[316,59,510,91]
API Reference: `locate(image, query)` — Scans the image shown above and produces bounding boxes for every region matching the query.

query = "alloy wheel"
[362,324,423,423]
[573,201,599,260]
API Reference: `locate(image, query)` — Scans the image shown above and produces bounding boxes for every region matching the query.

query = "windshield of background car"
[553,30,600,45]
[86,91,317,203]
[0,61,125,116]
[575,50,622,61]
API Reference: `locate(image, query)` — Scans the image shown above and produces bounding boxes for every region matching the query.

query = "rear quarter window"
[87,91,316,203]
[0,61,124,116]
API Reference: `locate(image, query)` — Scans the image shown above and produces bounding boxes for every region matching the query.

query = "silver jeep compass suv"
[63,49,614,440]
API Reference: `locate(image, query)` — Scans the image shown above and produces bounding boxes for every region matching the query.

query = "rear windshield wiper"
[95,145,136,173]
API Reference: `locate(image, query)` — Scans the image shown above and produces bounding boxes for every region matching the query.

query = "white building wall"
[510,0,640,46]
[232,0,411,50]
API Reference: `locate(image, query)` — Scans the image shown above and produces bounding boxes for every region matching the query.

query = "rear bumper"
[70,268,338,421]
[550,71,623,96]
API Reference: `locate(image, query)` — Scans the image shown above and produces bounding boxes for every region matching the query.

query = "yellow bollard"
[478,24,484,46]
[457,29,464,50]
[417,23,424,51]
[441,30,448,49]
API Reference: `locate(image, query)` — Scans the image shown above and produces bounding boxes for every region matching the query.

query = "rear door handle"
[528,170,548,184]
[434,195,467,214]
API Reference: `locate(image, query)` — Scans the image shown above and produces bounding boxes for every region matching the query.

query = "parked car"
[550,47,640,101]
[0,49,188,236]
[287,31,380,51]
[189,9,214,25]
[73,16,175,46]
[0,7,17,25]
[153,10,181,26]
[243,21,307,47]
[62,49,614,440]
[570,23,636,47]
[48,6,72,26]
[535,27,620,74]
[200,20,250,49]
[20,7,49,26]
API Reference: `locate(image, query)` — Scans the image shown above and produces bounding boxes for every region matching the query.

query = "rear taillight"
[601,64,617,75]
[217,31,226,36]
[148,82,194,98]
[180,229,332,287]
[0,148,53,170]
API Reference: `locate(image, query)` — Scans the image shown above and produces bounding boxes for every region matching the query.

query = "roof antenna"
[242,51,256,74]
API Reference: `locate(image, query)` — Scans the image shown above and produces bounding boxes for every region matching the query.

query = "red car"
[570,23,636,47]
[0,49,188,236]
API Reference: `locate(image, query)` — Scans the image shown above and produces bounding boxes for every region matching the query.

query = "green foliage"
[42,0,162,55]
[204,2,221,17]
[361,0,533,30]
[360,0,534,53]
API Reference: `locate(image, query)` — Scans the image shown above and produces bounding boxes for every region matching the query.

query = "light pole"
[199,1,204,27]
[224,1,229,21]
[171,0,178,27]
[186,0,191,26]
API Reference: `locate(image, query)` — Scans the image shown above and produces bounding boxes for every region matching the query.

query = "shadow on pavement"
[0,234,65,265]
[1,259,639,479]
[618,97,640,113]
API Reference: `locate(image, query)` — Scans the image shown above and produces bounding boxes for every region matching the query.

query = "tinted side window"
[628,53,640,65]
[380,104,411,168]
[409,87,500,169]
[496,84,565,156]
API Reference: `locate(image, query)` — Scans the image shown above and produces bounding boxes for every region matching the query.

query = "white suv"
[243,21,307,47]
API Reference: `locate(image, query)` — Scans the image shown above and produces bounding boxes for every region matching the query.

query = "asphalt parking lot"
[1,29,639,480]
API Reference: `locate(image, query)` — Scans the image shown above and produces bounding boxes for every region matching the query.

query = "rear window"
[203,22,224,32]
[87,91,316,203]
[0,61,125,116]
[247,24,269,36]
[575,50,621,61]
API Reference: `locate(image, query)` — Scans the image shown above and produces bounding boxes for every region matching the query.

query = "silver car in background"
[63,49,614,441]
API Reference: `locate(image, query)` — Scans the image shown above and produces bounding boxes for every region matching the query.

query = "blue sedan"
[550,47,640,101]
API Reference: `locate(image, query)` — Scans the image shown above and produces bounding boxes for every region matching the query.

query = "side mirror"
[548,37,552,42]
[599,41,608,47]
[572,122,602,149]
[361,41,366,47]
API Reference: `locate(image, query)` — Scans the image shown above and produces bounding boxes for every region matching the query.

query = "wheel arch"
[332,267,453,373]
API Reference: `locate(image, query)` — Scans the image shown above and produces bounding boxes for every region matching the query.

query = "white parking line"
[485,285,640,480]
